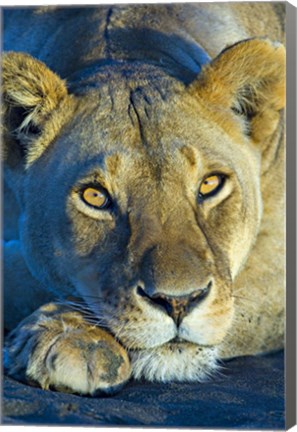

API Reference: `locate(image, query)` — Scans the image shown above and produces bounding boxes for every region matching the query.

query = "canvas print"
[2,2,289,429]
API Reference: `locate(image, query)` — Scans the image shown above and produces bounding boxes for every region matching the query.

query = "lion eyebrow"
[105,152,122,176]
[179,145,197,167]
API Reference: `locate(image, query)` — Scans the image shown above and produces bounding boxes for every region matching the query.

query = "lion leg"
[4,303,131,396]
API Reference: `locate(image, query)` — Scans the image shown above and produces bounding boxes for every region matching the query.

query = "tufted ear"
[2,52,70,171]
[189,38,285,148]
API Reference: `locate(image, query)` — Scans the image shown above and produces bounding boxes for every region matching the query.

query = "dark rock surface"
[2,351,284,429]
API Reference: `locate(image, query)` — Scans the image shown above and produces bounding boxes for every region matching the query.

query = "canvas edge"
[285,1,297,430]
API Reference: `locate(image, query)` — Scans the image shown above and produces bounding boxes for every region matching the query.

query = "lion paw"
[4,304,131,396]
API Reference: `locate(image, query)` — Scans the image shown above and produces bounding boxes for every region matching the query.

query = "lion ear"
[190,38,285,145]
[2,52,69,169]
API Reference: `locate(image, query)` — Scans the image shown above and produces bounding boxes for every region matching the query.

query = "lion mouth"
[165,336,199,350]
[169,336,185,344]
[166,336,214,350]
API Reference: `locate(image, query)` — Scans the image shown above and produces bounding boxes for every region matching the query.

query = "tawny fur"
[3,3,285,395]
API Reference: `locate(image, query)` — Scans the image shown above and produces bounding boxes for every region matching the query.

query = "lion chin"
[130,340,219,382]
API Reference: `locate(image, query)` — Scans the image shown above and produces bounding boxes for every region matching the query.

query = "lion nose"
[136,282,212,326]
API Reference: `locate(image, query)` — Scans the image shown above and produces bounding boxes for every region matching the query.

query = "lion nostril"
[136,285,147,298]
[151,294,174,315]
[189,281,212,305]
[136,285,153,301]
[136,286,174,315]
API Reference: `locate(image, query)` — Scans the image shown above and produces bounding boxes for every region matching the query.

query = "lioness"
[3,3,285,396]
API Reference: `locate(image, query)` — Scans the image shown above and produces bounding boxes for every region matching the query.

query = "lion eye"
[199,174,224,199]
[81,187,110,209]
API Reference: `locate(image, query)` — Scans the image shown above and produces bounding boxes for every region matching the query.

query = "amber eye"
[81,187,111,209]
[199,174,225,199]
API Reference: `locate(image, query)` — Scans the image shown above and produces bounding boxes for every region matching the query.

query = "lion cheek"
[229,184,263,280]
[116,321,176,350]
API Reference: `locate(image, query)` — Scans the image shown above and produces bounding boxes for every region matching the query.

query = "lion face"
[18,69,262,348]
[3,40,284,380]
